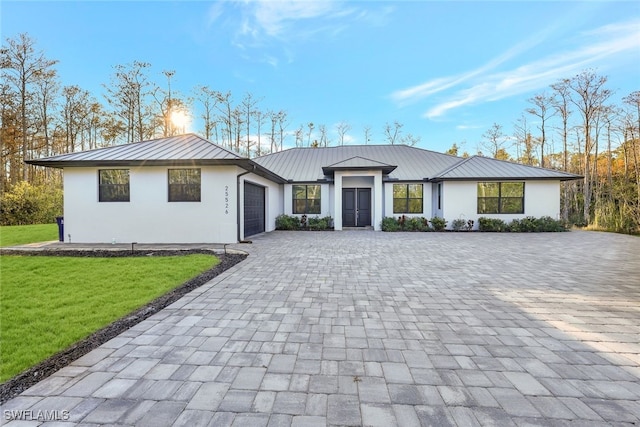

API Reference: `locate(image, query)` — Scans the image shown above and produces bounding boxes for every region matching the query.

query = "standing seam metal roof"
[26,134,243,165]
[252,145,462,181]
[431,155,582,181]
[26,136,582,183]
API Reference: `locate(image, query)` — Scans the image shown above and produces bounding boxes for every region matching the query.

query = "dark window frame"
[98,169,130,202]
[477,182,525,214]
[168,168,201,202]
[393,183,423,214]
[292,184,321,214]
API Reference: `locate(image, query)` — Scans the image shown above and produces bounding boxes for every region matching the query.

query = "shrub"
[308,216,333,230]
[508,216,537,232]
[404,217,429,231]
[478,217,508,232]
[275,214,300,230]
[430,216,447,231]
[533,216,567,232]
[0,181,63,226]
[451,218,467,231]
[381,216,400,232]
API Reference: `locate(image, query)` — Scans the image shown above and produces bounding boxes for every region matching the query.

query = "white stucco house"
[27,134,581,243]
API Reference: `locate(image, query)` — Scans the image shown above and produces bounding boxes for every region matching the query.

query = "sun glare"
[170,109,190,133]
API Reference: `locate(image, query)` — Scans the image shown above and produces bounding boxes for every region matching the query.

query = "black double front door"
[342,188,371,227]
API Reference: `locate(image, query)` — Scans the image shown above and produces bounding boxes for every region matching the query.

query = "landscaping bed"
[0,249,246,404]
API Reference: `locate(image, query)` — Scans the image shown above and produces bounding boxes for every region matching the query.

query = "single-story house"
[26,134,580,243]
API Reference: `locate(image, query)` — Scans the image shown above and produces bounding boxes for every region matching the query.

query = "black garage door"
[244,182,265,237]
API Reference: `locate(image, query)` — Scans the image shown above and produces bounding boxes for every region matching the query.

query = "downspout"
[236,166,254,243]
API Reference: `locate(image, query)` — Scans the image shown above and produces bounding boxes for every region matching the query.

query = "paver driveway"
[2,230,640,426]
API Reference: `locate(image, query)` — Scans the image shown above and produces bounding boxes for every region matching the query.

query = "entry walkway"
[2,231,640,426]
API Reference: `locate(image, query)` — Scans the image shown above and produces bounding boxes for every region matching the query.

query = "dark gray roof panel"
[26,134,243,166]
[254,145,461,181]
[432,156,582,181]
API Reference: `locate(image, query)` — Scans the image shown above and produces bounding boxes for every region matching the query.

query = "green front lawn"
[0,254,219,382]
[0,223,58,247]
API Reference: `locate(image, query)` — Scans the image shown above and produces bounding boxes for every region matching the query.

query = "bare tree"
[1,33,58,180]
[551,79,572,172]
[401,133,420,146]
[62,86,89,152]
[306,122,314,147]
[103,61,153,143]
[336,120,351,146]
[526,92,556,168]
[193,85,220,141]
[254,110,265,156]
[318,124,329,147]
[276,110,288,151]
[567,69,612,225]
[294,124,304,147]
[481,122,507,159]
[215,91,233,150]
[241,92,261,156]
[363,125,372,144]
[623,91,640,221]
[383,121,403,145]
[33,68,59,158]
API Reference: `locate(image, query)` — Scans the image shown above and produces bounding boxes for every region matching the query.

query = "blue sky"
[3,1,639,153]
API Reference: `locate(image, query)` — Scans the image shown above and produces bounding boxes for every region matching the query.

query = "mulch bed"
[0,249,247,404]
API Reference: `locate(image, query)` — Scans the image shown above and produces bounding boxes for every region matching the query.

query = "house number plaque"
[224,185,229,214]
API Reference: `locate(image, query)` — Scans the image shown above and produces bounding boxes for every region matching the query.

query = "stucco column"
[334,172,343,230]
[374,172,383,231]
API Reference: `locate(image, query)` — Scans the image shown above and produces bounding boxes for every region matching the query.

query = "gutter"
[236,166,254,243]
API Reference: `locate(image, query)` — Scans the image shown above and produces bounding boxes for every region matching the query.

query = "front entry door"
[342,188,371,227]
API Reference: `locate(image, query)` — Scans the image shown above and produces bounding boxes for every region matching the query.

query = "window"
[477,182,524,214]
[99,169,130,202]
[293,184,321,214]
[169,169,201,202]
[393,184,423,213]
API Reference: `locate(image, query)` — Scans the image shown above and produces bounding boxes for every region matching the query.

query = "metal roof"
[26,134,244,167]
[253,145,461,182]
[431,155,582,181]
[27,136,582,183]
[322,156,397,176]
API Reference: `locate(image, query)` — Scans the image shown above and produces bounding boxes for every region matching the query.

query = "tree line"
[451,70,639,233]
[1,33,420,194]
[1,33,639,233]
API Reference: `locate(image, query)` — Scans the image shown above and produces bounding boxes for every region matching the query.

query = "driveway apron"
[2,230,640,426]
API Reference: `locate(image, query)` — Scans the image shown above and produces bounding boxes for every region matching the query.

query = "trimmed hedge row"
[478,216,567,232]
[275,214,334,231]
[381,215,567,232]
[381,216,449,232]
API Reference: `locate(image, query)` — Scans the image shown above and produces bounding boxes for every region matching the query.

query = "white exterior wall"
[441,180,561,229]
[239,173,283,240]
[63,166,242,244]
[383,182,433,219]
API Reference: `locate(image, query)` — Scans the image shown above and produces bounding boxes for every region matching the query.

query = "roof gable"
[432,156,582,181]
[322,156,397,176]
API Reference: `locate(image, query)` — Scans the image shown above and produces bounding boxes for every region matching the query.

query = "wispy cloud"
[392,18,640,120]
[212,1,393,66]
[391,24,558,105]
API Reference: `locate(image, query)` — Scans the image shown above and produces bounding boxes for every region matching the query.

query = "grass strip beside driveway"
[0,223,57,247]
[0,254,219,382]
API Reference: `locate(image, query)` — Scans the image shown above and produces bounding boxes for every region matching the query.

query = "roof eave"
[25,158,247,168]
[430,175,583,182]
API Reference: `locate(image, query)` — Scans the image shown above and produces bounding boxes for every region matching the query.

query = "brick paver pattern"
[2,230,639,426]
